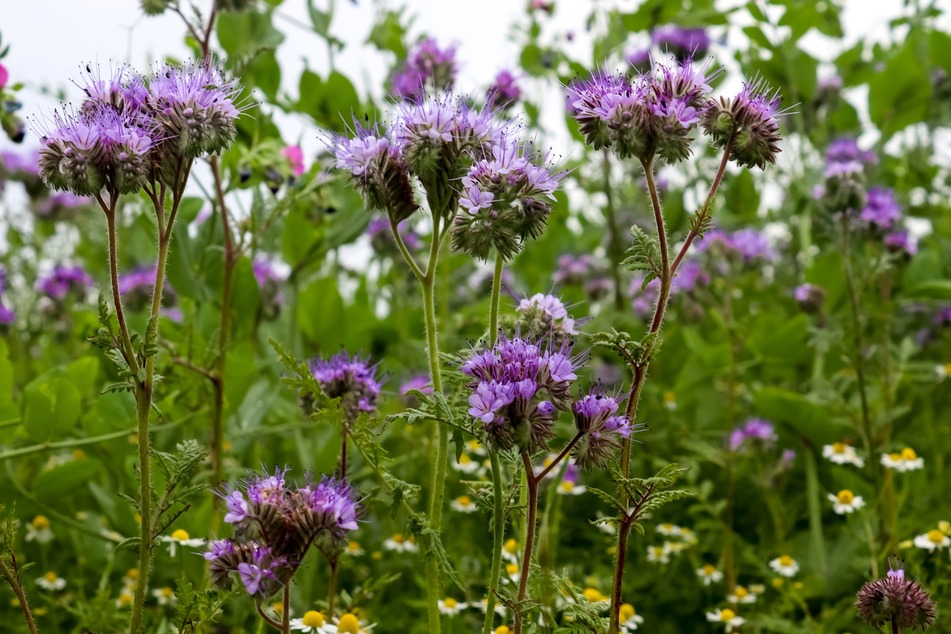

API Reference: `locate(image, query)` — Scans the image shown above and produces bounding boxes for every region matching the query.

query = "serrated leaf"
[622,224,662,277]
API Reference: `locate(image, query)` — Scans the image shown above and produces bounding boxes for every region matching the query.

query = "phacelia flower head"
[571,387,638,469]
[517,293,578,345]
[451,136,565,261]
[462,331,583,452]
[486,70,522,110]
[884,230,918,258]
[330,121,418,223]
[825,138,877,167]
[148,61,241,158]
[729,418,777,451]
[822,156,867,213]
[794,283,825,314]
[310,351,383,420]
[856,557,937,631]
[36,265,94,301]
[391,37,458,100]
[208,468,361,597]
[860,187,902,231]
[702,78,783,169]
[696,228,776,263]
[651,25,711,59]
[253,258,285,319]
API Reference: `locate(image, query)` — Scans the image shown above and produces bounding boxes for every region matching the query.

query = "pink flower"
[0,63,8,89]
[282,145,305,177]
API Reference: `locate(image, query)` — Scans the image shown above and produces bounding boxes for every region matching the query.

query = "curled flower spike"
[702,78,784,169]
[309,350,383,420]
[391,37,458,100]
[517,293,578,345]
[571,387,639,469]
[855,556,937,631]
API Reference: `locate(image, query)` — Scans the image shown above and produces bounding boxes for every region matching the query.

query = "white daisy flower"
[662,391,677,411]
[452,453,481,474]
[116,588,134,609]
[450,495,478,513]
[822,441,865,467]
[646,543,672,564]
[935,363,951,380]
[332,612,374,633]
[290,610,337,633]
[438,597,468,615]
[122,568,139,589]
[503,562,521,584]
[382,533,418,553]
[25,515,54,543]
[696,564,723,586]
[656,523,681,537]
[726,585,757,604]
[705,608,746,632]
[881,448,925,472]
[678,527,698,545]
[769,555,799,577]
[556,479,586,495]
[534,454,560,479]
[828,489,865,514]
[160,529,204,556]
[618,603,644,630]
[465,439,487,456]
[474,598,507,616]
[343,541,364,556]
[913,529,951,552]
[595,513,617,535]
[36,571,67,591]
[502,538,520,563]
[152,586,176,606]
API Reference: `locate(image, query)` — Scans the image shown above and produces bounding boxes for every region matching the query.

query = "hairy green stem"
[328,556,339,619]
[282,584,291,633]
[100,195,139,377]
[0,555,38,634]
[514,452,540,634]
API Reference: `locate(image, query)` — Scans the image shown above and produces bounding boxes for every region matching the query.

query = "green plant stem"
[602,150,625,311]
[514,452,540,634]
[328,556,339,619]
[608,159,670,634]
[100,194,139,376]
[483,254,506,634]
[0,555,38,634]
[255,600,283,631]
[862,514,880,579]
[0,419,190,461]
[282,584,291,634]
[892,619,900,634]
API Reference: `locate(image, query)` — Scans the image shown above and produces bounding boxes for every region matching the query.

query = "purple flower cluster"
[695,228,776,262]
[391,37,457,100]
[554,254,612,300]
[567,57,715,163]
[310,351,382,420]
[859,187,902,231]
[793,283,825,314]
[452,136,565,261]
[486,70,521,109]
[703,79,784,169]
[36,265,94,301]
[855,558,937,630]
[729,418,777,451]
[517,293,578,344]
[825,138,877,168]
[206,468,360,597]
[883,230,918,257]
[628,260,707,318]
[33,192,92,219]
[366,216,422,254]
[462,331,581,451]
[652,25,711,59]
[252,259,284,318]
[0,269,14,325]
[571,388,636,469]
[37,62,240,197]
[118,265,178,315]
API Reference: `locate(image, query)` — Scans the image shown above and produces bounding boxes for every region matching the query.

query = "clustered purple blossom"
[571,388,637,469]
[860,187,902,231]
[884,231,918,257]
[367,216,422,253]
[855,557,937,631]
[695,228,776,262]
[206,467,360,598]
[0,269,14,325]
[825,138,877,167]
[628,260,707,318]
[517,292,578,344]
[310,351,383,420]
[554,254,613,300]
[453,136,566,261]
[252,259,285,318]
[118,265,177,314]
[729,418,777,451]
[651,25,711,59]
[462,331,582,452]
[703,79,784,169]
[793,283,825,314]
[36,265,94,301]
[37,62,240,197]
[391,37,457,100]
[33,192,92,219]
[486,70,521,109]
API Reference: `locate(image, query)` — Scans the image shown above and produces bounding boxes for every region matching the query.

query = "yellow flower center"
[778,555,794,567]
[702,564,716,575]
[660,523,674,531]
[337,613,360,634]
[506,563,520,576]
[119,592,133,605]
[31,516,50,530]
[392,534,404,543]
[347,541,361,552]
[443,598,458,609]
[927,529,945,544]
[663,391,676,403]
[302,611,325,627]
[734,586,749,598]
[467,440,482,451]
[126,568,138,580]
[945,363,951,376]
[160,587,173,598]
[272,602,283,614]
[619,603,635,621]
[582,587,603,601]
[495,627,511,634]
[901,448,917,460]
[889,453,901,461]
[171,529,190,541]
[504,539,518,554]
[43,572,58,582]
[559,480,575,492]
[72,449,85,460]
[832,442,846,454]
[456,495,472,506]
[721,608,736,622]
[459,454,472,464]
[837,490,854,504]
[940,521,951,535]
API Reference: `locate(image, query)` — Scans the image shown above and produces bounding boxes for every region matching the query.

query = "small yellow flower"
[25,516,54,543]
[344,540,364,556]
[582,587,606,602]
[769,555,799,577]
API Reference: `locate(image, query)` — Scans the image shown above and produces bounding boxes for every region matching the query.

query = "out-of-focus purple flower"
[860,187,901,231]
[36,265,94,301]
[0,63,8,89]
[462,331,582,451]
[517,292,578,343]
[252,258,284,318]
[671,260,707,293]
[780,449,796,469]
[282,145,305,177]
[531,0,554,13]
[118,265,177,312]
[884,230,918,257]
[486,70,521,109]
[391,37,457,100]
[367,216,422,253]
[625,48,651,70]
[571,387,639,469]
[0,268,14,325]
[793,283,825,314]
[33,192,92,218]
[310,351,383,419]
[696,228,776,262]
[400,375,433,396]
[0,149,40,178]
[652,25,711,58]
[825,138,877,167]
[555,254,612,300]
[931,306,951,328]
[729,418,777,451]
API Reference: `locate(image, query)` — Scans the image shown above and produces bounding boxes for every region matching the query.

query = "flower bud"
[140,0,169,15]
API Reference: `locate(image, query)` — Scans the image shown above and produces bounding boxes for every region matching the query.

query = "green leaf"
[66,357,100,399]
[217,9,285,60]
[622,225,662,279]
[868,41,932,139]
[32,457,100,501]
[0,341,12,409]
[22,377,82,442]
[297,276,346,349]
[366,9,408,57]
[753,388,849,443]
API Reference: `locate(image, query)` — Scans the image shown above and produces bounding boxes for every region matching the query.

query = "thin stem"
[339,423,348,479]
[0,556,38,634]
[100,194,139,376]
[670,138,735,277]
[328,556,339,618]
[514,452,540,634]
[892,619,900,634]
[255,600,283,631]
[0,419,189,461]
[489,253,504,342]
[282,584,291,634]
[389,215,425,281]
[642,159,671,334]
[602,150,626,311]
[534,434,583,482]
